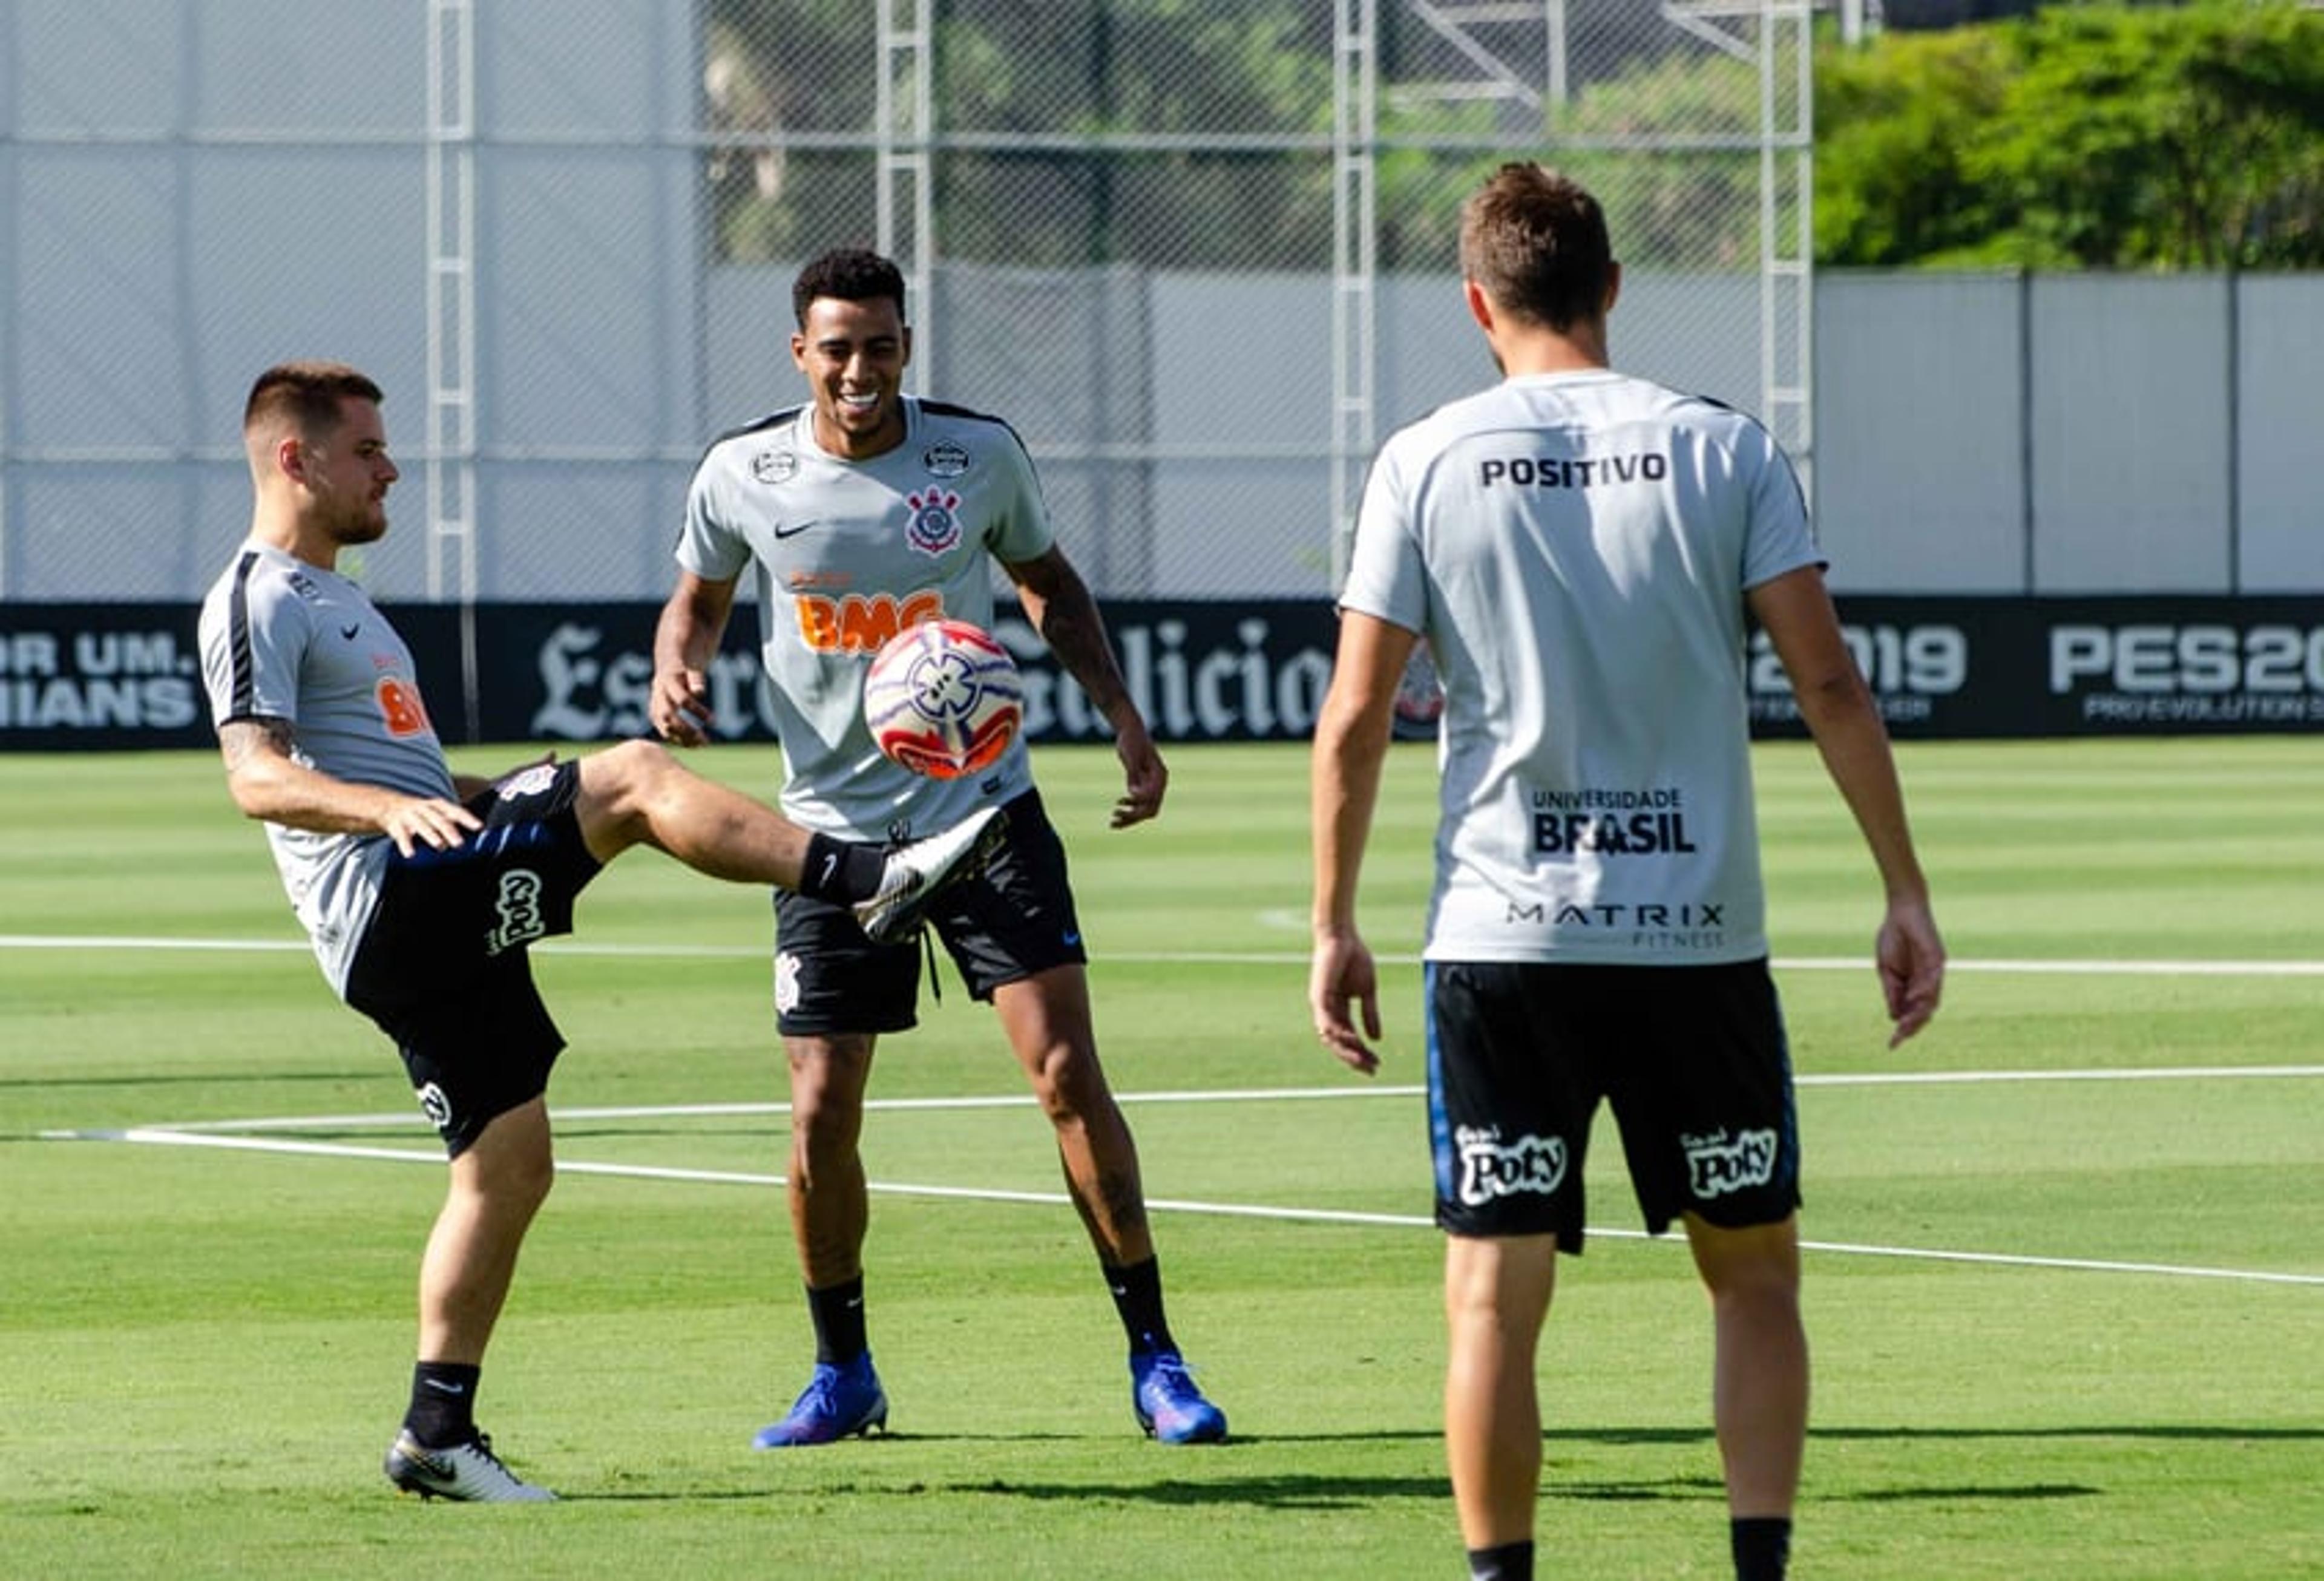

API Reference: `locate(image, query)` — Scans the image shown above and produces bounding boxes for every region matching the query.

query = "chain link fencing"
[1,0,1808,602]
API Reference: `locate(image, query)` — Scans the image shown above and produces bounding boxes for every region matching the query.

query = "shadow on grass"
[557,1420,2319,1508]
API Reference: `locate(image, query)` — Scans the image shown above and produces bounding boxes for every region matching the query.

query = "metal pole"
[1330,0,1377,592]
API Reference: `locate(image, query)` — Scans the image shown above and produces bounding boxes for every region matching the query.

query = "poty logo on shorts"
[774,951,802,1014]
[1454,1125,1567,1207]
[487,869,546,956]
[905,489,963,557]
[1682,1127,1779,1199]
[415,1081,453,1131]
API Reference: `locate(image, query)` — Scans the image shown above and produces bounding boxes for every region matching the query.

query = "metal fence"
[0,0,1808,601]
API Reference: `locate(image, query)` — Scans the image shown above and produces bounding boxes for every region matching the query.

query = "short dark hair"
[792,248,907,329]
[243,361,384,439]
[1458,163,1613,332]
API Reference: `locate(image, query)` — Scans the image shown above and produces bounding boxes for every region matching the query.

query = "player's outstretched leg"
[855,805,1006,944]
[383,1428,557,1502]
[1130,1349,1228,1445]
[752,1352,890,1448]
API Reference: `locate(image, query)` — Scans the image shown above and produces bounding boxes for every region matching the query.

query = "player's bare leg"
[1443,1232,1557,1551]
[992,964,1225,1443]
[752,1032,890,1448]
[991,965,1152,1263]
[783,1033,877,1285]
[573,739,813,883]
[417,1096,555,1364]
[1686,1213,1809,1517]
[384,1097,558,1501]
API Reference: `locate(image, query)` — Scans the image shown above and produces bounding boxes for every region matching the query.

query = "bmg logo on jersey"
[795,589,945,653]
[1682,1127,1781,1200]
[1454,1125,1568,1208]
[486,869,546,956]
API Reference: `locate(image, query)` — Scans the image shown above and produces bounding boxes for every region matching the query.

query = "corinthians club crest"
[905,488,963,556]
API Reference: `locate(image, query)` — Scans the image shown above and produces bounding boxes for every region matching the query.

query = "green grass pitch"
[3,737,2319,1578]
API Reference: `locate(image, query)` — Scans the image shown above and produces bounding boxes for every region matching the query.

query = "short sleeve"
[676,454,755,582]
[1337,437,1429,636]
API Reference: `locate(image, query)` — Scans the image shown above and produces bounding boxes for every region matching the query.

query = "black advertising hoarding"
[1745,597,2324,739]
[483,600,1345,747]
[7,595,2324,750]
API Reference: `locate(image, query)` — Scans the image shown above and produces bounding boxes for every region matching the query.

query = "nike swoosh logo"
[422,1379,468,1395]
[1062,931,1082,946]
[340,624,361,640]
[773,520,824,540]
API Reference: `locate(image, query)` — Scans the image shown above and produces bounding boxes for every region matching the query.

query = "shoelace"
[1144,1357,1203,1405]
[794,1366,852,1417]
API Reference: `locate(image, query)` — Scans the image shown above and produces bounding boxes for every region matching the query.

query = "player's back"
[1348,368,1822,964]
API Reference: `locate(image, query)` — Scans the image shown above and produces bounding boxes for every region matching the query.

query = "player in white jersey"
[1308,168,1945,1581]
[199,362,1000,1502]
[650,250,1227,1449]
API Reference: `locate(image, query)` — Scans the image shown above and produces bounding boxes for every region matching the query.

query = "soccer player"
[648,249,1227,1449]
[199,361,1000,1502]
[1308,166,1945,1581]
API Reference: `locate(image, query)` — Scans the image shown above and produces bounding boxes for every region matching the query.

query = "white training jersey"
[1340,368,1823,965]
[677,397,1047,840]
[198,540,453,993]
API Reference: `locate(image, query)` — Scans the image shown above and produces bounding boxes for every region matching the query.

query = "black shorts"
[770,789,1086,1036]
[1423,957,1799,1248]
[343,759,604,1156]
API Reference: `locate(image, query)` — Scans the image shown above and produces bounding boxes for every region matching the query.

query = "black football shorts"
[1423,957,1800,1247]
[770,789,1087,1037]
[343,759,603,1156]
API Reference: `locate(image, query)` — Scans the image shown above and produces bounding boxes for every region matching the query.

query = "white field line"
[45,1065,2324,1288]
[9,931,2324,977]
[74,1066,2324,1136]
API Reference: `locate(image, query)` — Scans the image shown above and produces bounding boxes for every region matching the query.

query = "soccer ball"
[862,618,1025,779]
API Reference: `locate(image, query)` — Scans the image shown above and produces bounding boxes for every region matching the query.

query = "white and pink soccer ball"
[862,618,1025,780]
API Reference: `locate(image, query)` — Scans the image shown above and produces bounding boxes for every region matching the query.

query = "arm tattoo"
[218,716,296,773]
[1036,577,1130,716]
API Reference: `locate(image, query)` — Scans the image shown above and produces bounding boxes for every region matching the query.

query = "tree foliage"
[703,1,2324,273]
[1818,1,2324,269]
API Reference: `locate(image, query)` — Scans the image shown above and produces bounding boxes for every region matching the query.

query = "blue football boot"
[753,1352,890,1448]
[1131,1349,1228,1445]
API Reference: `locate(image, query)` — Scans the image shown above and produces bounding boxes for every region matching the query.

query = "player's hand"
[377,793,481,858]
[1877,893,1945,1049]
[650,666,714,747]
[1108,718,1167,829]
[1310,926,1383,1076]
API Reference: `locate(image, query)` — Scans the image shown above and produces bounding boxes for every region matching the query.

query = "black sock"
[404,1361,480,1447]
[1466,1539,1534,1580]
[1104,1257,1179,1357]
[806,1275,868,1366]
[1732,1516,1792,1580]
[799,833,884,904]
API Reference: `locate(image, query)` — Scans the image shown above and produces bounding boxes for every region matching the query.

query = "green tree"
[1817,1,2324,269]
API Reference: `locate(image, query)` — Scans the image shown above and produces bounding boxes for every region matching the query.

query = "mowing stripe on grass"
[47,1064,2324,1137]
[45,1117,2324,1289]
[7,931,2324,977]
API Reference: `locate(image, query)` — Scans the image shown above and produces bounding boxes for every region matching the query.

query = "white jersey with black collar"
[677,397,1046,840]
[1339,368,1823,965]
[198,540,450,992]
